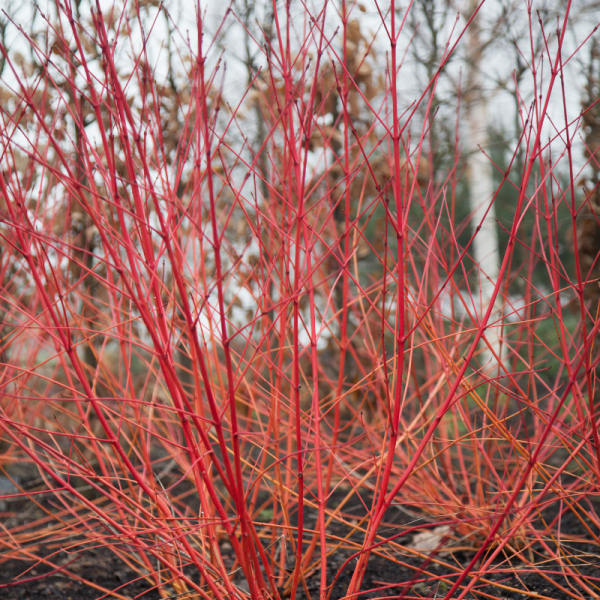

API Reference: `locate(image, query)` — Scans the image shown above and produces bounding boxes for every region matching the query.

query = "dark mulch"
[2,482,600,599]
[0,547,162,599]
[296,495,600,599]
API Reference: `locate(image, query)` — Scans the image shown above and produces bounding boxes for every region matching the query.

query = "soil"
[0,547,162,599]
[2,486,599,599]
[294,496,600,600]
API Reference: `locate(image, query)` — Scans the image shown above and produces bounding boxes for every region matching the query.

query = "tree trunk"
[466,1,503,370]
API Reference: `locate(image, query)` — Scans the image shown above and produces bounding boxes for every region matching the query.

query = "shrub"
[1,1,600,599]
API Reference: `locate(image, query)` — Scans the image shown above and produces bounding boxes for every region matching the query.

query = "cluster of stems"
[1,0,600,599]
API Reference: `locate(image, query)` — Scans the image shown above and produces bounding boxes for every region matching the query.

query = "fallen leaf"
[408,525,451,553]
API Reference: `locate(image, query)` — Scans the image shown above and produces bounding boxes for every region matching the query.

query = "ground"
[2,486,599,599]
